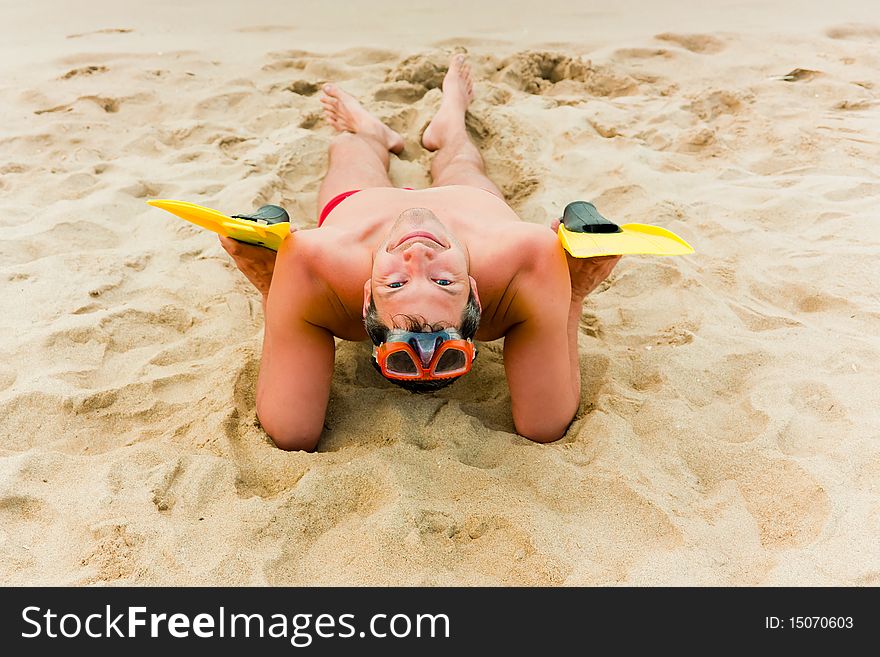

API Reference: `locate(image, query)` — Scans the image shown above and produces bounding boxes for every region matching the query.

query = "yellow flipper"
[147,199,291,251]
[557,201,694,258]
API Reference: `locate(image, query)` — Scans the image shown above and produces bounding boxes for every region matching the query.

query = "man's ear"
[468,275,482,311]
[362,279,372,318]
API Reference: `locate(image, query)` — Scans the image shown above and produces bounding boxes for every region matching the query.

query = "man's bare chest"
[302,187,551,340]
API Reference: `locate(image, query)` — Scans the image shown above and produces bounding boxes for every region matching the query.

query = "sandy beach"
[1,0,878,585]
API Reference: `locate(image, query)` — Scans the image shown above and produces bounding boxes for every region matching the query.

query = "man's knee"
[329,132,359,153]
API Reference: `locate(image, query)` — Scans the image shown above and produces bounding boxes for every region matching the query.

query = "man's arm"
[502,230,620,443]
[254,236,335,451]
[502,236,581,442]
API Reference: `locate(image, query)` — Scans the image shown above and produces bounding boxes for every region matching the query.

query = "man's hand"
[550,218,621,300]
[218,235,278,298]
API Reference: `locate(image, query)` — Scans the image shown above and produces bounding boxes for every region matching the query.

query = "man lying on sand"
[220,54,620,450]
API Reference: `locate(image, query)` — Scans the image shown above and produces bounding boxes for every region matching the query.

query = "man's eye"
[388,281,405,289]
[434,279,452,286]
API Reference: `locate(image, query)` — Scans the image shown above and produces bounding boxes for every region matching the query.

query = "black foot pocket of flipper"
[231,204,290,225]
[562,201,622,234]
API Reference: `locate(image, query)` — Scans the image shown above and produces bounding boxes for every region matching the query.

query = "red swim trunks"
[318,188,415,227]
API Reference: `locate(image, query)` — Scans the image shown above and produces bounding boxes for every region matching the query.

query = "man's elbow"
[513,397,578,444]
[269,432,320,452]
[256,409,322,452]
[513,418,570,444]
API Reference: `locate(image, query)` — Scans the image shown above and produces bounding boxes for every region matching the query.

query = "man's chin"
[396,207,446,232]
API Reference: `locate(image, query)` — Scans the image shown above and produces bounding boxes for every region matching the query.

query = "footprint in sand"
[825,24,880,41]
[80,95,120,113]
[834,99,872,110]
[672,350,770,408]
[285,80,320,96]
[708,398,771,444]
[263,469,392,572]
[374,81,430,103]
[0,494,45,520]
[339,47,399,67]
[611,47,674,61]
[789,381,848,422]
[121,180,163,199]
[60,65,109,79]
[495,51,640,98]
[99,305,193,354]
[686,90,749,121]
[35,95,121,115]
[495,51,590,94]
[749,280,852,314]
[194,91,251,115]
[614,351,667,394]
[824,182,880,202]
[386,53,448,90]
[655,32,725,54]
[0,221,120,267]
[53,171,100,200]
[411,510,564,585]
[261,58,309,73]
[728,301,802,332]
[689,450,830,549]
[677,126,717,152]
[298,111,322,129]
[216,135,254,160]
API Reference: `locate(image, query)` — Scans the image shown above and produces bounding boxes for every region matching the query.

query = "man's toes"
[322,110,341,129]
[322,83,341,99]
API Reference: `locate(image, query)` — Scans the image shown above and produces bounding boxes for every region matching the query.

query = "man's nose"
[402,243,435,261]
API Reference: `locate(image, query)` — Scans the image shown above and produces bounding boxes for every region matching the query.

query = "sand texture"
[1,4,879,585]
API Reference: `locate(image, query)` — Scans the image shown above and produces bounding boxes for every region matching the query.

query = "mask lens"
[385,350,419,375]
[435,348,467,373]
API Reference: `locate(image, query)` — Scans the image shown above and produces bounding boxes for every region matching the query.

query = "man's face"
[365,208,475,328]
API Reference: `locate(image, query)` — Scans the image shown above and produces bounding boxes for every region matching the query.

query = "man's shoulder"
[491,221,562,266]
[277,226,368,274]
[269,230,345,313]
[271,228,370,338]
[502,225,571,321]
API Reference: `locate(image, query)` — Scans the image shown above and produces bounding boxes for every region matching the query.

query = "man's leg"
[422,55,504,199]
[317,84,406,221]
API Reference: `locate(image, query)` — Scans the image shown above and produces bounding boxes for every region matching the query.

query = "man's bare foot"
[422,54,475,152]
[320,84,405,154]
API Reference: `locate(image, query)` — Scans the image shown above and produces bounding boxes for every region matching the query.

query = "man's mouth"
[394,231,445,249]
